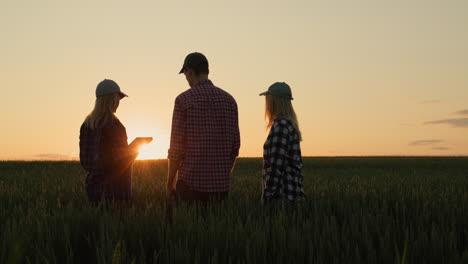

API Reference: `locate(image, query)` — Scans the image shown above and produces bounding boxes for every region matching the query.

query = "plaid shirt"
[79,118,136,201]
[168,79,240,192]
[262,119,305,202]
[80,123,104,177]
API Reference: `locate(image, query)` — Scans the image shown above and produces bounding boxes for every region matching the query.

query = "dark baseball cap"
[259,82,294,100]
[96,79,128,98]
[179,52,209,74]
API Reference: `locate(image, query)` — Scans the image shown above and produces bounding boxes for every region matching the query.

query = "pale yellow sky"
[1,0,467,159]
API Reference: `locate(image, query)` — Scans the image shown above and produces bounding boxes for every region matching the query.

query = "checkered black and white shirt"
[262,118,305,202]
[168,80,240,192]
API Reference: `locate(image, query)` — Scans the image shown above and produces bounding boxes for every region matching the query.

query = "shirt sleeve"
[263,122,289,197]
[100,124,137,173]
[79,124,89,171]
[168,96,187,161]
[231,100,240,158]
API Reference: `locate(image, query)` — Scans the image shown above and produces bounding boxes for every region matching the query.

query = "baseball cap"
[95,79,128,98]
[179,52,209,74]
[259,82,294,100]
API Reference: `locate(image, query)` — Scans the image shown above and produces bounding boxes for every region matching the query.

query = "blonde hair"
[265,95,302,141]
[84,93,120,130]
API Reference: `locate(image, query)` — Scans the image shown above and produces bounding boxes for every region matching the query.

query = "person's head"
[260,82,302,141]
[84,79,128,130]
[179,52,209,87]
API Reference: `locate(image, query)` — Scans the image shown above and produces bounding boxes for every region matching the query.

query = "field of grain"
[0,157,467,263]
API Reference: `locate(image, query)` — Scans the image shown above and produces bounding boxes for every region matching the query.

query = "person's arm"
[230,100,240,173]
[167,97,187,200]
[101,124,138,173]
[263,122,289,200]
[79,124,89,171]
[230,158,237,174]
[167,159,180,194]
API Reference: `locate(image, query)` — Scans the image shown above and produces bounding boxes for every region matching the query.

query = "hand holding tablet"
[129,137,153,150]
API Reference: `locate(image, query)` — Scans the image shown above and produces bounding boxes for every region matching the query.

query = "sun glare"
[136,143,167,160]
[126,125,169,160]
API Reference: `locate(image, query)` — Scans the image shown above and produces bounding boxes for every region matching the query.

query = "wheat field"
[0,157,467,263]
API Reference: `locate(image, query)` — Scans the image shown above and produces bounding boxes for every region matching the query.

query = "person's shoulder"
[113,117,124,127]
[223,90,237,103]
[213,84,237,104]
[272,119,294,132]
[80,122,90,135]
[101,116,123,129]
[81,120,97,131]
[277,119,298,136]
[80,121,87,130]
[274,118,290,127]
[177,88,192,98]
[174,89,192,104]
[79,121,96,141]
[213,84,233,97]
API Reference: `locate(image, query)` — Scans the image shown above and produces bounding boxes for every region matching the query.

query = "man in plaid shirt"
[167,52,240,203]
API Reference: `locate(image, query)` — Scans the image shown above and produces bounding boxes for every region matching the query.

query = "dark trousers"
[164,181,228,222]
[176,180,228,204]
[262,198,297,211]
[85,170,131,204]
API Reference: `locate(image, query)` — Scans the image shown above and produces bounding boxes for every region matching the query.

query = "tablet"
[130,137,153,148]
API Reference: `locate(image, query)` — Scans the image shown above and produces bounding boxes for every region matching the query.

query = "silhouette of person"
[167,52,240,205]
[80,79,143,203]
[259,82,305,209]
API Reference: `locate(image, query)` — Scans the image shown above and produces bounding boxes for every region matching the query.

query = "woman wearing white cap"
[79,79,150,203]
[259,82,306,209]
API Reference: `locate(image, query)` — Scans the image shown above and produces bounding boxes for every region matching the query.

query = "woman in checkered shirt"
[259,82,306,209]
[79,80,145,203]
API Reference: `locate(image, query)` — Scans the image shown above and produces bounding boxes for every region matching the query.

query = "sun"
[126,125,169,160]
[136,142,167,160]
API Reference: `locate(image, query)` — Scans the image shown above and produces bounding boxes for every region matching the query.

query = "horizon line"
[2,154,468,162]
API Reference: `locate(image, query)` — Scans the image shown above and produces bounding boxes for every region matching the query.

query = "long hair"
[84,93,119,130]
[265,95,302,141]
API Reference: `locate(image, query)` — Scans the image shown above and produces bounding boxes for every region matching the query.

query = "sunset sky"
[1,0,467,160]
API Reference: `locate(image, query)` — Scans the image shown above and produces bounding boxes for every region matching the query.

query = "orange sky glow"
[1,0,467,160]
